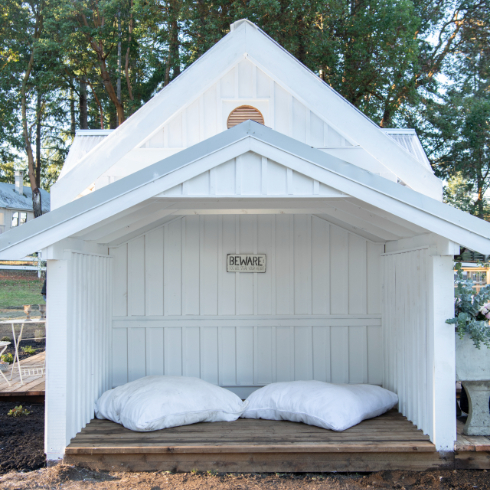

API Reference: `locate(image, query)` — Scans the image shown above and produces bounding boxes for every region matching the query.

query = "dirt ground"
[0,402,45,475]
[0,465,490,490]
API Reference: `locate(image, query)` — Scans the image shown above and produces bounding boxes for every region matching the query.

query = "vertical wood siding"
[141,59,352,151]
[65,252,112,444]
[382,249,432,438]
[110,215,383,391]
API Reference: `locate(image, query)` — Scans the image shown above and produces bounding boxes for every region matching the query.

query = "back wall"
[110,214,384,396]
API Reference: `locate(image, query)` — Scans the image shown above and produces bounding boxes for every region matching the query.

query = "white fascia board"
[54,20,440,208]
[1,121,490,259]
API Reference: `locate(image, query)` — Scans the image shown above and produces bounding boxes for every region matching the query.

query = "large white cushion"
[95,376,247,431]
[242,381,398,431]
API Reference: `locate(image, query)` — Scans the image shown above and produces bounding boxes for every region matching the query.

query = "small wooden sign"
[227,254,266,273]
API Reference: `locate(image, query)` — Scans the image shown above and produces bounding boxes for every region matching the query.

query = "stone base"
[462,381,490,436]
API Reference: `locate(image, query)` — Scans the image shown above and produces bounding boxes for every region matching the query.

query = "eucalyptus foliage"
[447,263,490,349]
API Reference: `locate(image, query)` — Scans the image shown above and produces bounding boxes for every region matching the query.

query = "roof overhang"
[0,121,489,259]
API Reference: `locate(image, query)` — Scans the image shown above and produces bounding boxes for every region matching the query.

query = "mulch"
[0,401,45,474]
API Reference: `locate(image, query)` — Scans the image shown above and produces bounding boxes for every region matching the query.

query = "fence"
[0,256,46,278]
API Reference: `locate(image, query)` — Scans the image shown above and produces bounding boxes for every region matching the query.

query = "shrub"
[447,262,490,349]
[21,345,37,356]
[1,336,11,342]
[8,405,31,417]
[1,353,13,364]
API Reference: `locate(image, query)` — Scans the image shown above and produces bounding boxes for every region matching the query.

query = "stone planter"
[456,334,490,436]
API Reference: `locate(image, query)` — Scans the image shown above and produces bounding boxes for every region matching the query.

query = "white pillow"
[95,376,247,431]
[242,380,398,431]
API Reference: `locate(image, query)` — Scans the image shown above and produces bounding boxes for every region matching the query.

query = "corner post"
[428,253,456,451]
[45,257,70,463]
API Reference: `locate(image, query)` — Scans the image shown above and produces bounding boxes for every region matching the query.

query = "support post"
[45,258,69,463]
[428,254,456,451]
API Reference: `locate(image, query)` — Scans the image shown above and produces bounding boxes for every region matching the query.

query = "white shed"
[1,19,490,471]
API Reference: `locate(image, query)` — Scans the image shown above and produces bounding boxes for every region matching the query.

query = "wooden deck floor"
[0,351,45,401]
[454,418,490,469]
[65,410,451,472]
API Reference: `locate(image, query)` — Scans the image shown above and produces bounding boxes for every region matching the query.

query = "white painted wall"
[110,214,383,396]
[45,251,112,461]
[382,247,456,451]
[158,152,345,197]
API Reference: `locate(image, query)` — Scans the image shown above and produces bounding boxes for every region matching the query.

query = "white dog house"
[1,19,490,471]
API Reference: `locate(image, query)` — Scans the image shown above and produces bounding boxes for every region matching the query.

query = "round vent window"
[227,105,264,129]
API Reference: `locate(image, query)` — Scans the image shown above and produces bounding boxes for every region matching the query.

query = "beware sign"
[227,254,266,273]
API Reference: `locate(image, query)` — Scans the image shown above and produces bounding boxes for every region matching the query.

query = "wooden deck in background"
[0,351,45,402]
[65,410,450,472]
[455,418,490,469]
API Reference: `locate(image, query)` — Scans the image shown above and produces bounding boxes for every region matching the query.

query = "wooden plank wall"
[382,249,433,440]
[65,252,112,443]
[110,214,383,392]
[159,152,343,197]
[142,59,350,150]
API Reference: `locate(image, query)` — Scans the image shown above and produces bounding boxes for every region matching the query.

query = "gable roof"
[0,182,50,213]
[51,19,442,209]
[0,120,488,259]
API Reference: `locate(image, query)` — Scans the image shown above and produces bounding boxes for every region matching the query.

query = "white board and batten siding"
[144,59,352,149]
[159,152,343,198]
[45,251,112,460]
[110,214,383,396]
[382,248,456,451]
[97,58,353,184]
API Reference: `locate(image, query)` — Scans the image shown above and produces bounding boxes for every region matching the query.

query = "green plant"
[21,345,37,356]
[1,353,13,364]
[447,262,490,349]
[207,470,217,476]
[1,336,11,342]
[8,405,30,417]
[191,469,199,475]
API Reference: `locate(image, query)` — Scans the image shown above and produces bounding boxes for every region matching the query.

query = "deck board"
[65,410,451,472]
[0,351,45,398]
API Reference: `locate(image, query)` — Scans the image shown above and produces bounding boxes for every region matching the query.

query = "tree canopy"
[0,0,489,218]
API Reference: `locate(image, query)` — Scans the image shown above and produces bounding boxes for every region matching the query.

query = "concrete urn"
[456,334,490,436]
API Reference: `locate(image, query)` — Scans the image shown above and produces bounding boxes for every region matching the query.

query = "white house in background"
[0,171,50,234]
[0,19,489,467]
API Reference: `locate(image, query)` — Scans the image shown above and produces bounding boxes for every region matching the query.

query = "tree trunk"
[21,23,43,218]
[125,0,134,101]
[79,76,88,129]
[36,90,42,188]
[168,1,180,80]
[117,11,122,125]
[98,55,125,124]
[70,84,76,137]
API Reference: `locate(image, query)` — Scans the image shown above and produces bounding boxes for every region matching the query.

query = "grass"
[0,279,45,308]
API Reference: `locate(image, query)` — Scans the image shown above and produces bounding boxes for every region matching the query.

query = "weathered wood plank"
[64,451,450,473]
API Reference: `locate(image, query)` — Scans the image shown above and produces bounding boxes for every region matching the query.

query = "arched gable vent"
[227,105,264,129]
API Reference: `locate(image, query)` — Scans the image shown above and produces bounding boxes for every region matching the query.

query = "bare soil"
[0,402,45,475]
[0,465,489,490]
